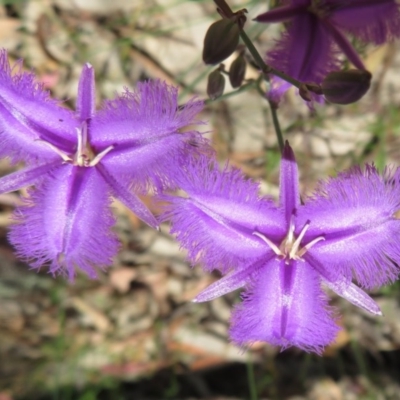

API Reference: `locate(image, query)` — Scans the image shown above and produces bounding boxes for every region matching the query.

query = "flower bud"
[229,53,246,88]
[203,19,240,65]
[322,69,372,105]
[207,69,225,100]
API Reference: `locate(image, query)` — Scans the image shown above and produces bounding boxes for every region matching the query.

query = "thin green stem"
[255,83,284,152]
[246,355,258,400]
[269,103,284,153]
[205,80,257,104]
[238,29,301,88]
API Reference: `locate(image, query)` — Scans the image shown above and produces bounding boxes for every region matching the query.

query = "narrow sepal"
[299,164,400,288]
[9,166,119,280]
[280,142,300,222]
[322,20,365,70]
[77,63,95,122]
[96,164,158,229]
[306,253,382,315]
[0,50,77,163]
[0,160,61,194]
[194,258,270,302]
[325,280,381,315]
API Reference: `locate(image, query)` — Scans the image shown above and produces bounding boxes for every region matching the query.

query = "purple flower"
[163,143,400,353]
[0,50,207,279]
[256,0,400,101]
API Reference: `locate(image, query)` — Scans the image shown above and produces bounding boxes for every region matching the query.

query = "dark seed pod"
[203,19,240,65]
[299,83,312,102]
[322,69,372,105]
[207,69,225,100]
[229,53,246,88]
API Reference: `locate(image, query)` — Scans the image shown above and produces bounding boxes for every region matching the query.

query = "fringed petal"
[9,166,119,280]
[330,0,400,44]
[298,164,400,288]
[267,13,340,84]
[230,259,339,354]
[90,80,209,189]
[162,195,276,273]
[161,157,284,273]
[0,50,77,163]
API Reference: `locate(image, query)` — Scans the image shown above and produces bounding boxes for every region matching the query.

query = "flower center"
[253,216,325,264]
[37,121,114,167]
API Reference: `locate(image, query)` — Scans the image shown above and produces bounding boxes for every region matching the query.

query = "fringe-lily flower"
[0,50,207,279]
[163,143,400,353]
[255,0,400,102]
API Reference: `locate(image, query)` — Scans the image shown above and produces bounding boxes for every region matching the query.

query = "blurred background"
[0,0,400,399]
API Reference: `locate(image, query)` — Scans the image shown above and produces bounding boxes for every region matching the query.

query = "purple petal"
[0,50,77,163]
[230,259,339,354]
[161,158,285,273]
[266,76,292,104]
[96,163,158,229]
[330,0,400,44]
[267,13,340,84]
[299,165,400,288]
[325,280,381,315]
[90,80,208,189]
[323,19,365,70]
[254,4,306,23]
[194,258,270,302]
[77,63,95,122]
[9,166,119,280]
[280,142,300,222]
[306,253,382,315]
[0,160,61,194]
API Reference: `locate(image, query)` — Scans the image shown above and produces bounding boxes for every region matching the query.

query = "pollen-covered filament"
[253,216,325,264]
[38,121,114,167]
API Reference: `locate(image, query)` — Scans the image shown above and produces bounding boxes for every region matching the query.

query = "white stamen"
[89,145,114,166]
[254,218,324,263]
[253,231,283,256]
[35,139,72,162]
[76,127,83,162]
[297,237,325,258]
[289,221,310,259]
[36,121,114,168]
[76,123,90,167]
